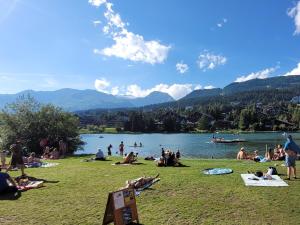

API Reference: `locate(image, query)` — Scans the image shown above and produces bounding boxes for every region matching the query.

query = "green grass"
[104,127,118,133]
[1,157,299,225]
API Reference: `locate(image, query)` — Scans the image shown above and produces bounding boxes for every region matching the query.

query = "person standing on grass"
[107,144,112,156]
[119,141,124,156]
[0,150,6,168]
[283,135,300,180]
[6,142,25,176]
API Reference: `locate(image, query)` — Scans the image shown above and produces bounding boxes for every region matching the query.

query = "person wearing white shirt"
[95,149,105,160]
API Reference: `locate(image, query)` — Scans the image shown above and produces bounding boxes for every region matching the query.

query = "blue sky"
[0,0,300,99]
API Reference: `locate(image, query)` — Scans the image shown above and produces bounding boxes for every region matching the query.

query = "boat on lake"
[211,138,246,143]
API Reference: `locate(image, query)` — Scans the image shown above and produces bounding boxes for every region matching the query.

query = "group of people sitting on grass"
[92,148,138,164]
[42,146,61,160]
[157,148,182,167]
[236,144,289,162]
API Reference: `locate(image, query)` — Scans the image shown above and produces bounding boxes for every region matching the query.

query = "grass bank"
[1,156,299,225]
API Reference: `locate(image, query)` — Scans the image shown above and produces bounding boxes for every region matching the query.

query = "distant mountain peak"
[0,89,175,111]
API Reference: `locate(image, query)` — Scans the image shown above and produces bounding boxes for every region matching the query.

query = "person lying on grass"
[116,152,137,164]
[0,168,18,194]
[125,174,159,189]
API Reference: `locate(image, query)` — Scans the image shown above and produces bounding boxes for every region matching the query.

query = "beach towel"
[203,168,233,175]
[25,162,59,168]
[40,162,59,168]
[136,178,160,192]
[17,181,44,191]
[241,174,288,187]
[112,162,143,166]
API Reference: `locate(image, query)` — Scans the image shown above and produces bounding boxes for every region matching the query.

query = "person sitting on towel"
[27,152,41,164]
[50,148,60,159]
[236,147,248,160]
[115,152,136,164]
[95,148,105,160]
[0,168,18,194]
[122,152,136,164]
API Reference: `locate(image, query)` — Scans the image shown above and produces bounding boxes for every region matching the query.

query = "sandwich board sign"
[103,188,139,225]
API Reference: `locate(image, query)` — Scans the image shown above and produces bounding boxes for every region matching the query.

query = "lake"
[78,132,300,159]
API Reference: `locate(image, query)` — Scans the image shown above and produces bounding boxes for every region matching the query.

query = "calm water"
[78,132,300,159]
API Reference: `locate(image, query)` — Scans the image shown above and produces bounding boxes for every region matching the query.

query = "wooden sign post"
[103,188,139,225]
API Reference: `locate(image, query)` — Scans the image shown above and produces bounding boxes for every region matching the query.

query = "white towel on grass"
[241,174,288,187]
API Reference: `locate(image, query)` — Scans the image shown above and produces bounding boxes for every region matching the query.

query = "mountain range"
[1,75,300,112]
[180,75,300,101]
[0,89,174,111]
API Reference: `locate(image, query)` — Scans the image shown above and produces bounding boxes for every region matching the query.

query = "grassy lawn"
[104,127,118,133]
[0,156,299,225]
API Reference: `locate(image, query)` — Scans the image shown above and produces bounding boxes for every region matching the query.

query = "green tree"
[0,96,83,155]
[239,109,249,130]
[197,115,210,130]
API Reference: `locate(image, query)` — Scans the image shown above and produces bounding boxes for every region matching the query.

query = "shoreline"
[80,130,300,135]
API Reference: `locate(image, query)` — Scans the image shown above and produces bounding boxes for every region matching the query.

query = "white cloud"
[93,78,202,99]
[176,62,189,74]
[91,1,170,64]
[284,62,300,76]
[194,85,202,90]
[93,20,102,26]
[235,66,278,83]
[125,83,200,100]
[204,85,215,89]
[94,78,110,93]
[287,1,300,35]
[111,86,119,95]
[197,50,227,71]
[216,18,228,28]
[88,0,106,7]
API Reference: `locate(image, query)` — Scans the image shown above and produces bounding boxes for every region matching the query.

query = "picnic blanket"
[17,181,44,191]
[203,168,233,175]
[241,174,288,187]
[112,162,143,166]
[25,162,59,168]
[136,178,160,192]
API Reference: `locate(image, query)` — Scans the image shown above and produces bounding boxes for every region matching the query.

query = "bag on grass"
[267,167,278,175]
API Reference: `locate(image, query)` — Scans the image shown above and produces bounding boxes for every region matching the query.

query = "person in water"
[283,135,299,180]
